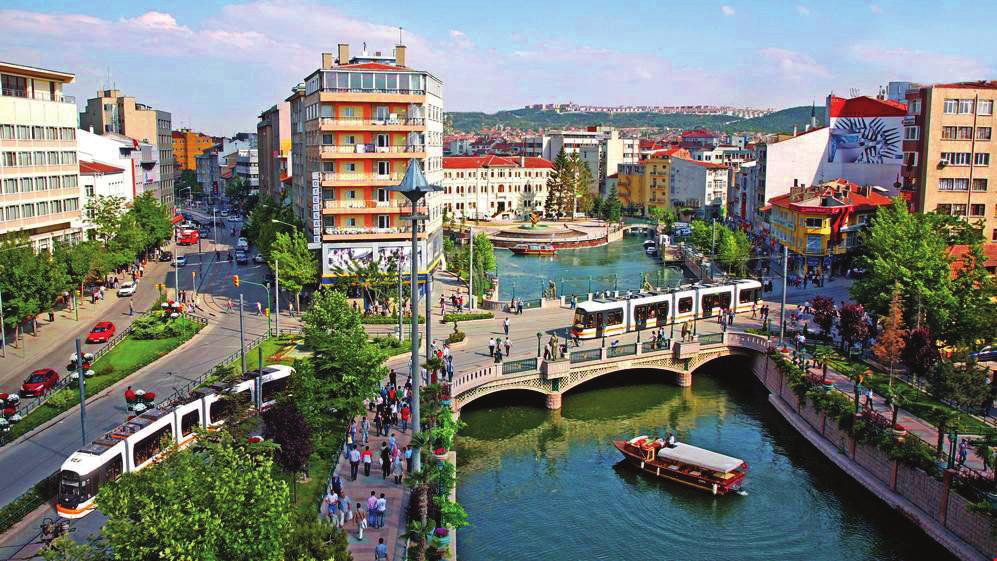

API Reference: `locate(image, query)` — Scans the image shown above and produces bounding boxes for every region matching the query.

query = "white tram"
[571,279,762,339]
[55,365,294,519]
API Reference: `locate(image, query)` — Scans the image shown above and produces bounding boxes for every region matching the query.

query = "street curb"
[1,322,213,450]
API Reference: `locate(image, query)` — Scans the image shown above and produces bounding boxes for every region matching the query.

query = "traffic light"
[232,275,240,287]
[264,307,270,317]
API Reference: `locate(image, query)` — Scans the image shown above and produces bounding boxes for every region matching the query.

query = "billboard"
[827,117,903,165]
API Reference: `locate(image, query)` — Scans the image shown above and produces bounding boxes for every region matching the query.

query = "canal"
[455,359,957,561]
[494,232,686,302]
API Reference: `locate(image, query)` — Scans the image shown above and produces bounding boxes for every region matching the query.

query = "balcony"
[319,144,426,158]
[319,171,405,185]
[321,199,426,213]
[321,224,428,241]
[319,117,425,130]
[1,88,75,104]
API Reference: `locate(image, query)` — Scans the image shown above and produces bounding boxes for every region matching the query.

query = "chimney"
[395,45,407,67]
[321,52,334,70]
[337,43,350,65]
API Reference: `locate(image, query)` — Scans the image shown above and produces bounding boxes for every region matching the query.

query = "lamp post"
[778,244,788,347]
[536,332,542,357]
[388,158,442,474]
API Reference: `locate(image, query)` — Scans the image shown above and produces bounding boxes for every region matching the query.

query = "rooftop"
[931,81,997,90]
[79,160,125,175]
[827,95,907,118]
[0,61,75,83]
[769,178,893,211]
[443,155,553,169]
[947,243,997,278]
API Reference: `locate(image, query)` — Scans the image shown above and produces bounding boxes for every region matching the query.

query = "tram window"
[606,309,624,326]
[656,302,669,319]
[575,310,597,329]
[678,297,693,314]
[133,426,173,467]
[573,310,585,326]
[181,410,200,436]
[210,391,251,423]
[739,287,760,304]
[702,292,731,310]
[261,377,289,403]
[635,304,650,322]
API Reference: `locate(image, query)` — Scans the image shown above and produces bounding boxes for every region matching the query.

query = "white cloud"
[848,44,992,82]
[449,30,473,49]
[721,5,736,16]
[868,4,883,14]
[796,5,810,15]
[759,48,829,79]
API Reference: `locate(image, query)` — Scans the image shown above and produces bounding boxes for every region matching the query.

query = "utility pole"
[173,241,180,301]
[397,265,403,341]
[467,226,474,309]
[274,258,280,336]
[76,338,87,445]
[239,294,247,373]
[779,245,788,347]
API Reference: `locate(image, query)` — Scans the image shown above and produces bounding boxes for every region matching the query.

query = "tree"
[42,535,110,561]
[813,346,834,384]
[544,150,572,220]
[262,401,312,476]
[688,220,713,253]
[244,195,300,259]
[811,295,836,336]
[837,303,868,355]
[589,194,603,217]
[872,287,907,388]
[600,186,622,222]
[84,195,126,248]
[901,327,939,386]
[884,384,911,429]
[96,432,291,561]
[945,242,997,348]
[54,240,109,288]
[131,192,173,252]
[850,199,955,338]
[444,232,495,300]
[647,206,664,224]
[0,236,67,335]
[715,229,750,275]
[283,512,351,561]
[928,354,991,412]
[929,409,960,454]
[269,230,318,312]
[567,152,593,215]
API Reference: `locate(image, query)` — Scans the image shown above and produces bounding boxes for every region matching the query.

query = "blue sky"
[2,0,992,135]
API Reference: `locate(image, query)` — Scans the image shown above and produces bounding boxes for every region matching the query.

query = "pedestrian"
[362,445,373,477]
[392,455,404,484]
[376,493,387,528]
[375,537,388,561]
[361,416,370,444]
[494,346,503,363]
[288,302,294,317]
[326,490,338,525]
[338,492,349,528]
[374,412,383,437]
[128,301,134,316]
[400,404,410,432]
[504,317,510,336]
[405,445,414,472]
[380,443,391,479]
[354,502,367,541]
[958,439,969,466]
[388,433,397,453]
[751,302,757,319]
[504,338,510,357]
[256,301,262,316]
[367,492,378,527]
[488,337,496,357]
[349,447,361,480]
[517,299,524,315]
[331,473,343,497]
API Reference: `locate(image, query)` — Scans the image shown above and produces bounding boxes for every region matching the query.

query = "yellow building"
[172,129,216,171]
[768,179,892,272]
[614,148,690,215]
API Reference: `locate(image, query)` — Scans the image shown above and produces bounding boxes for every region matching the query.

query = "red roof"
[280,172,292,183]
[681,158,728,170]
[828,95,906,118]
[443,155,553,169]
[681,129,716,138]
[933,81,997,90]
[947,243,997,278]
[79,160,125,175]
[221,169,233,179]
[647,147,690,158]
[768,179,893,211]
[338,62,405,71]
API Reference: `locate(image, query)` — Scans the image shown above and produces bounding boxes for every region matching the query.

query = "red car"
[21,368,60,397]
[86,321,116,344]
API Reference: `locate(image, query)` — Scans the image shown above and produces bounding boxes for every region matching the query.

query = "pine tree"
[544,150,571,220]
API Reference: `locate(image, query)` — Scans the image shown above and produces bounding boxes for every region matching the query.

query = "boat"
[509,243,557,256]
[645,246,658,256]
[613,436,748,495]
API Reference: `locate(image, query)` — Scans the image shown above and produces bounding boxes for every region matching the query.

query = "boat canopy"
[656,443,743,473]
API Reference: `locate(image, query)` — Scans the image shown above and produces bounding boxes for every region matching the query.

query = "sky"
[1,0,993,135]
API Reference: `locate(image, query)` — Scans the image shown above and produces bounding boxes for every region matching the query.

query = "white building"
[579,130,639,195]
[670,157,729,218]
[77,129,139,203]
[441,155,553,221]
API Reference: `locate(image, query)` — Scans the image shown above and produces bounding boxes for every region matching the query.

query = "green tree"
[283,513,351,561]
[688,220,713,253]
[84,195,126,248]
[588,194,603,217]
[0,236,67,335]
[269,230,317,312]
[715,229,750,275]
[600,186,622,222]
[96,432,291,561]
[647,206,664,224]
[850,199,955,338]
[443,232,495,300]
[944,241,997,348]
[544,150,570,219]
[567,152,593,215]
[928,354,991,412]
[131,192,173,253]
[53,240,109,289]
[42,535,110,561]
[244,195,300,258]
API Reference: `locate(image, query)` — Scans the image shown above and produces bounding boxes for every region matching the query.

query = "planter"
[433,448,449,460]
[892,425,908,442]
[821,380,835,392]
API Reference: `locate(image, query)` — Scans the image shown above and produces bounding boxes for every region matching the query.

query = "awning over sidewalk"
[171,214,184,225]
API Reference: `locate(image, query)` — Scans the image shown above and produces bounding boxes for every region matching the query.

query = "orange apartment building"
[172,128,216,171]
[288,43,445,284]
[902,81,997,242]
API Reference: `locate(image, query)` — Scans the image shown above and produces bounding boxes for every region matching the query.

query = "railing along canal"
[607,343,637,358]
[502,358,538,375]
[570,348,603,364]
[641,339,670,353]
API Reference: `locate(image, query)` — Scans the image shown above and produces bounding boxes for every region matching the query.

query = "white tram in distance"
[55,365,294,519]
[571,279,762,339]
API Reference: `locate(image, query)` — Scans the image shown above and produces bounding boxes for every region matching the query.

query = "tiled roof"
[828,95,907,118]
[947,243,997,278]
[933,81,997,90]
[647,147,689,158]
[680,158,728,170]
[443,155,553,169]
[768,179,893,210]
[681,129,716,138]
[79,160,125,175]
[337,62,406,71]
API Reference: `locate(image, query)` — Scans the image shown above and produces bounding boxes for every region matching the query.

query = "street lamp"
[388,159,442,474]
[537,332,543,357]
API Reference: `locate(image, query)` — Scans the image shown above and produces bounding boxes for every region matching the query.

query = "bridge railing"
[502,358,538,375]
[607,343,637,358]
[698,333,725,345]
[641,339,670,353]
[570,348,603,364]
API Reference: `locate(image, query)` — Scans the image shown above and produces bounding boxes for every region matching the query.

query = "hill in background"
[448,105,826,135]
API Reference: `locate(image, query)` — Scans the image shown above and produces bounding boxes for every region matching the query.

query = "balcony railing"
[319,144,425,155]
[320,87,425,96]
[321,199,424,211]
[319,172,405,183]
[323,224,426,236]
[319,117,425,127]
[1,88,75,104]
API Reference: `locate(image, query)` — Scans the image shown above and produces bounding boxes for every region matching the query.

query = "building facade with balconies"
[289,43,445,284]
[0,62,83,250]
[440,155,552,221]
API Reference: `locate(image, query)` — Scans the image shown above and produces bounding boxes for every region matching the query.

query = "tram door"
[595,312,605,338]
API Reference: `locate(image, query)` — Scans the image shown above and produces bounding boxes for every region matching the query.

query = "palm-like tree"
[423,356,445,386]
[813,346,834,384]
[848,368,872,414]
[884,384,911,429]
[931,409,960,454]
[406,466,434,526]
[403,519,433,561]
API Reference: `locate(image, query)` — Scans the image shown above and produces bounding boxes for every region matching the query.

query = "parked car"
[237,237,249,250]
[227,215,241,223]
[158,251,173,262]
[175,255,187,267]
[236,251,249,265]
[972,346,997,362]
[86,321,116,344]
[20,368,60,397]
[117,281,137,297]
[253,254,266,264]
[220,210,229,217]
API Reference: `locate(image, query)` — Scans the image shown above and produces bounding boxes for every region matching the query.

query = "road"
[0,203,298,560]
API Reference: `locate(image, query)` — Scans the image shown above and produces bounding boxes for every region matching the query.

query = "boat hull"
[613,440,744,495]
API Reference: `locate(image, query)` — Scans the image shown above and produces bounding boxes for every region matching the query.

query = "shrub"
[441,312,493,323]
[446,331,465,344]
[363,314,424,325]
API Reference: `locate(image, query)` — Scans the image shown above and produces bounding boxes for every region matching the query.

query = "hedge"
[363,315,424,325]
[442,312,494,323]
[0,471,59,535]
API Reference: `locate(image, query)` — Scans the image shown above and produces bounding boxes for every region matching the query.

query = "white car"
[117,281,137,297]
[220,210,229,217]
[227,215,241,222]
[237,237,249,250]
[175,255,187,267]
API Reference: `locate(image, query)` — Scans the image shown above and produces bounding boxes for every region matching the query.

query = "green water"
[455,362,957,561]
[495,233,686,301]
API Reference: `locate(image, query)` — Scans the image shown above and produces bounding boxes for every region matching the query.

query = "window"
[993,229,997,242]
[0,124,13,139]
[951,204,967,216]
[908,99,921,115]
[5,206,19,220]
[260,376,289,403]
[960,99,975,114]
[975,153,990,166]
[904,126,919,140]
[17,152,31,166]
[903,152,918,167]
[973,178,988,191]
[805,217,824,228]
[377,215,390,229]
[939,178,969,191]
[2,178,17,194]
[941,152,971,166]
[64,198,79,211]
[133,425,173,467]
[970,204,985,217]
[936,204,952,215]
[1,74,27,97]
[16,125,29,139]
[944,99,959,114]
[20,178,33,192]
[979,127,992,141]
[377,161,390,175]
[361,73,373,90]
[180,410,200,437]
[21,203,34,218]
[678,296,693,314]
[36,201,48,215]
[979,100,994,116]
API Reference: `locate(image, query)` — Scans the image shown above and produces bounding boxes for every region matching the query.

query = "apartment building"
[671,157,729,218]
[79,89,174,209]
[288,43,445,283]
[902,82,997,242]
[0,62,83,250]
[578,129,639,195]
[77,129,139,206]
[440,155,552,221]
[172,128,216,171]
[257,102,291,199]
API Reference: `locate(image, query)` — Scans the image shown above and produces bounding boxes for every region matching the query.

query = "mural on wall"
[827,117,903,165]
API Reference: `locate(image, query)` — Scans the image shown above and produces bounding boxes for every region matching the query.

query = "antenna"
[849,87,861,98]
[399,26,403,44]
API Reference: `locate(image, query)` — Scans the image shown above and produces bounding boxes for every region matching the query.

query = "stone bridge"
[450,331,771,412]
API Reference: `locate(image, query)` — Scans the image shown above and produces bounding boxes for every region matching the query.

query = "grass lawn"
[244,334,300,371]
[371,335,412,357]
[281,453,334,519]
[2,323,204,444]
[812,342,990,434]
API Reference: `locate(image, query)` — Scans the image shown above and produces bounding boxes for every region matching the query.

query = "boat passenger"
[666,432,676,448]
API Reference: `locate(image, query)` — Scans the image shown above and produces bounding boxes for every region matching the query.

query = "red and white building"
[440,155,553,221]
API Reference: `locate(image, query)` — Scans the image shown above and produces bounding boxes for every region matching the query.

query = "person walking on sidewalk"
[128,301,134,316]
[504,317,510,336]
[375,537,388,561]
[488,337,496,357]
[376,493,387,528]
[405,445,413,473]
[367,492,378,528]
[354,502,367,541]
[362,446,373,477]
[349,447,361,481]
[392,455,404,484]
[380,442,391,479]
